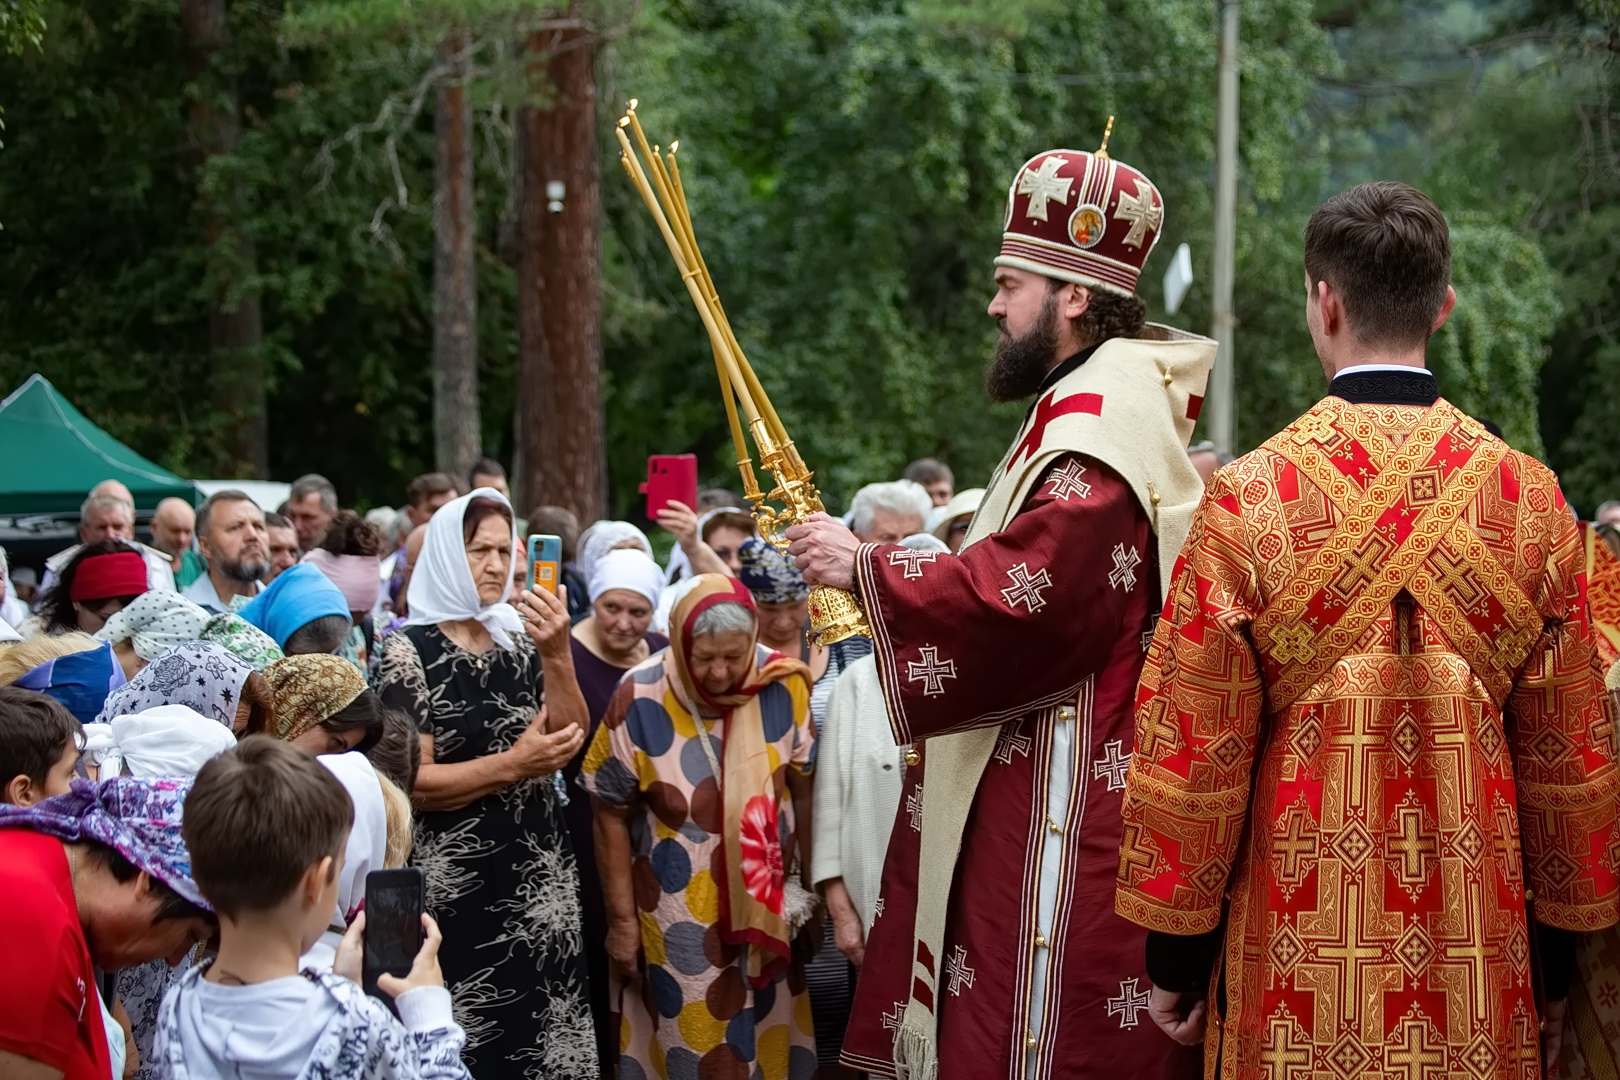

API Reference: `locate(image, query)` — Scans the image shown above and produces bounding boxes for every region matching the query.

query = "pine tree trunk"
[515,22,605,523]
[181,0,266,477]
[433,31,482,483]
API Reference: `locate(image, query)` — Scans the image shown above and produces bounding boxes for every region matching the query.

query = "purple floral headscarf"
[0,776,209,910]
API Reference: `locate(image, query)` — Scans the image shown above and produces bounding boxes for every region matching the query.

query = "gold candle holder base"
[807,583,869,646]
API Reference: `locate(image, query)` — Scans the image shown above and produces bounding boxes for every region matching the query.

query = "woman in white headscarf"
[576,519,653,587]
[374,487,597,1078]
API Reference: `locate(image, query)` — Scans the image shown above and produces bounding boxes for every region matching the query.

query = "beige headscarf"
[263,654,367,741]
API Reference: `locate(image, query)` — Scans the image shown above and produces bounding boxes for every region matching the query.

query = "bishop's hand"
[785,512,859,591]
[1147,984,1207,1046]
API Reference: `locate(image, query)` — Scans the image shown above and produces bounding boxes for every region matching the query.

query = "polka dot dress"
[581,646,818,1080]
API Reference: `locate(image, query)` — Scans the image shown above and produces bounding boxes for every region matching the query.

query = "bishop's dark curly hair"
[1066,282,1148,345]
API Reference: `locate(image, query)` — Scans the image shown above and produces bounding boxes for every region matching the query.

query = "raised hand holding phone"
[362,868,427,1011]
[641,454,699,520]
[377,913,445,997]
[526,534,562,595]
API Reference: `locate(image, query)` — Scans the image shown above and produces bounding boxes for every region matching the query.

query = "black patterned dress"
[377,624,598,1080]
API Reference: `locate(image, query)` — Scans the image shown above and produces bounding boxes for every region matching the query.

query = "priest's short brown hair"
[1305,181,1451,350]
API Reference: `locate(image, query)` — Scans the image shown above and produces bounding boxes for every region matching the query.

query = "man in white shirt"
[183,491,270,613]
[37,484,176,602]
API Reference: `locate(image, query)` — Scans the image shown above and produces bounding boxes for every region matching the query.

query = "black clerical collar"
[1037,342,1103,396]
[1328,366,1439,406]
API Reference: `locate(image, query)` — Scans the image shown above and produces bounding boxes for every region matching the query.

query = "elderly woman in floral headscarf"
[581,573,818,1080]
[97,641,274,736]
[0,777,215,1080]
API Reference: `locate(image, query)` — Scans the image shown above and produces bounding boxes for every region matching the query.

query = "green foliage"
[601,0,1332,508]
[0,0,1612,519]
[0,0,45,55]
[1429,217,1560,455]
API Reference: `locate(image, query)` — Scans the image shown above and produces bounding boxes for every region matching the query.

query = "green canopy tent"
[0,374,196,514]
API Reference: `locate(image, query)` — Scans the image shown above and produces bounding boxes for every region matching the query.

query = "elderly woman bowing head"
[375,487,596,1078]
[581,574,818,1080]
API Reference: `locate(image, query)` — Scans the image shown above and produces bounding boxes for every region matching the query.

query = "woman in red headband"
[36,540,150,636]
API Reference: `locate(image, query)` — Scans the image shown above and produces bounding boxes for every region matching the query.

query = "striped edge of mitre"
[993,148,1166,298]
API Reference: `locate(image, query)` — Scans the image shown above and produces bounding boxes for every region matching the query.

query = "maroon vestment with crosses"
[837,141,1211,1080]
[839,451,1201,1080]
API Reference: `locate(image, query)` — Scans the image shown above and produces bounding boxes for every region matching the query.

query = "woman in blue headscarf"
[239,563,350,655]
[14,640,127,724]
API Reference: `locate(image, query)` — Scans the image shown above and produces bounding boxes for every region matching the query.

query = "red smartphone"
[640,454,699,519]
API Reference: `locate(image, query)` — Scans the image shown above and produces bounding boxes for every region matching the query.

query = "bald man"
[150,498,196,565]
[89,478,135,508]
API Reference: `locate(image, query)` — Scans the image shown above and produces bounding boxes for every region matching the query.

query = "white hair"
[80,493,133,523]
[691,600,756,638]
[898,532,951,554]
[849,481,931,538]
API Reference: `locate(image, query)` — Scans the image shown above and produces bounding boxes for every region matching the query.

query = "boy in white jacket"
[155,736,471,1080]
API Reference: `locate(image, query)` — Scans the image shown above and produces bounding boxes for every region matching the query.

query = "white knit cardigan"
[811,652,905,931]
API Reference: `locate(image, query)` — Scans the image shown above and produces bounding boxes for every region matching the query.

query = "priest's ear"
[1430,285,1457,333]
[1057,281,1093,323]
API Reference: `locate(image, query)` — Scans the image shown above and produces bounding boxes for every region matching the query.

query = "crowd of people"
[3,144,1620,1080]
[0,444,990,1080]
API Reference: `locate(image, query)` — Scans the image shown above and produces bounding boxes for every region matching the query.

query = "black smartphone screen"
[362,868,424,1010]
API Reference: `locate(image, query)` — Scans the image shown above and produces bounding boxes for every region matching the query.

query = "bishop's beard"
[985,288,1061,403]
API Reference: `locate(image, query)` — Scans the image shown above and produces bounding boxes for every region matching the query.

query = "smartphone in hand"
[640,454,699,520]
[527,534,562,595]
[363,868,425,1012]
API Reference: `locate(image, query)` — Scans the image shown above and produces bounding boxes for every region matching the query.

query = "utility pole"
[1208,0,1240,455]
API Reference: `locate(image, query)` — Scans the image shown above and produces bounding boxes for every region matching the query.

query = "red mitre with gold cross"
[995,120,1165,298]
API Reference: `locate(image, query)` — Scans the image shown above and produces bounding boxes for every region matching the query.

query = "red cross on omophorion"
[1012,390,1103,466]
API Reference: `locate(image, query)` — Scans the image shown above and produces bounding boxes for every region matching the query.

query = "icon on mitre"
[1069,204,1107,249]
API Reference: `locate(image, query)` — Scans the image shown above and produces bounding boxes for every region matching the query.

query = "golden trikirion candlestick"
[615,99,869,646]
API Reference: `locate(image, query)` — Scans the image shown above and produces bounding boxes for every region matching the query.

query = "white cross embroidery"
[888,547,938,580]
[943,946,977,996]
[1107,978,1153,1028]
[1000,562,1054,614]
[1141,629,1156,654]
[1108,543,1142,592]
[907,645,957,697]
[881,1002,906,1034]
[1043,459,1093,501]
[1016,156,1074,222]
[905,786,924,832]
[1113,179,1162,248]
[1093,740,1131,792]
[993,727,1033,764]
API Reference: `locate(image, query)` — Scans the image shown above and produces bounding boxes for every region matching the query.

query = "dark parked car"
[0,512,161,577]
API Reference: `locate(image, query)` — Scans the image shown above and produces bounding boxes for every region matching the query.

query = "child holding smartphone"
[154,736,471,1080]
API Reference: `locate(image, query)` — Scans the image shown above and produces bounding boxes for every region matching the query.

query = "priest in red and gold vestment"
[1116,181,1620,1080]
[789,133,1211,1080]
[1580,522,1620,670]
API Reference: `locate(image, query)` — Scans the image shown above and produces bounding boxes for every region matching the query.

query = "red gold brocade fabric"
[1116,396,1619,1080]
